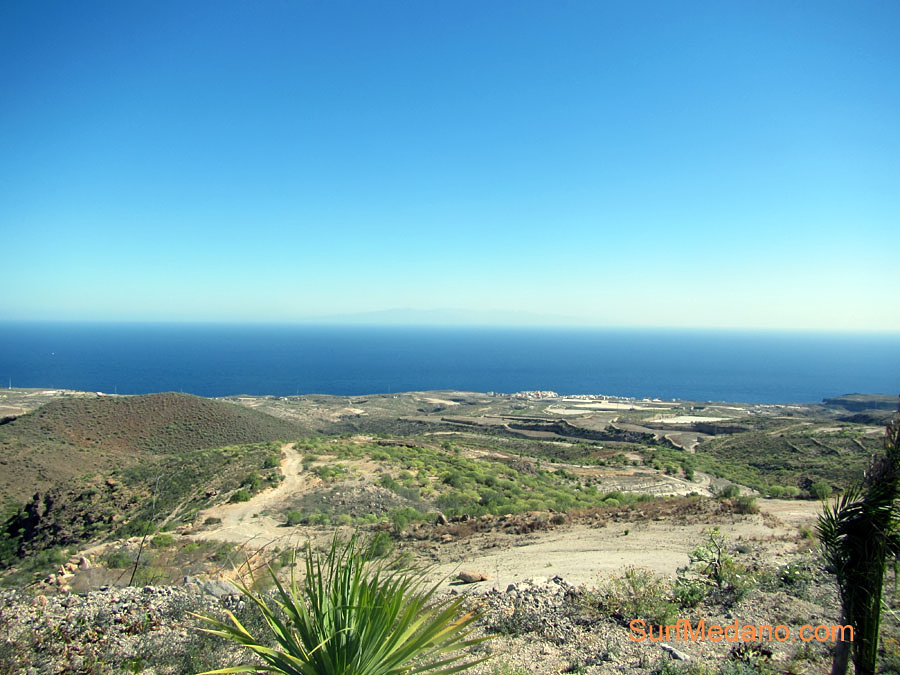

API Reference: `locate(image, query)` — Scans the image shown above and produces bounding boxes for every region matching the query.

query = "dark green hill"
[0,394,306,569]
[823,394,898,412]
[0,393,304,503]
[693,429,882,493]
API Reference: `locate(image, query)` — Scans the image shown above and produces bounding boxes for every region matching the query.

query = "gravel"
[0,572,838,674]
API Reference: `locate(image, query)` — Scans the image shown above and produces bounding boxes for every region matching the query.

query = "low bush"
[104,549,132,569]
[230,489,251,503]
[732,496,758,514]
[150,534,175,548]
[684,528,754,604]
[120,518,155,537]
[809,481,832,500]
[601,567,678,626]
[368,531,393,559]
[314,464,348,482]
[718,484,740,499]
[673,575,707,609]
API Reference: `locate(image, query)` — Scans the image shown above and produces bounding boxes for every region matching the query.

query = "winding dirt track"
[193,443,314,551]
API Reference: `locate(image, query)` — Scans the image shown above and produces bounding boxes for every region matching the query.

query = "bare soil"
[190,445,820,596]
[193,443,311,549]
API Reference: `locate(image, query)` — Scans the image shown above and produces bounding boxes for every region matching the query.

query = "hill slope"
[0,393,304,503]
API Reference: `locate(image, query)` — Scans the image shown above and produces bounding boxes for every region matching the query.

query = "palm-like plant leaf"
[194,534,490,675]
[818,408,900,675]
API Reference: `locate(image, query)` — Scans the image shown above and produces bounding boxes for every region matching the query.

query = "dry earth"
[192,443,313,550]
[431,499,820,593]
[184,443,819,595]
[24,436,837,675]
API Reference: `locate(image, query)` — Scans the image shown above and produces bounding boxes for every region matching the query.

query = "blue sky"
[2,1,898,330]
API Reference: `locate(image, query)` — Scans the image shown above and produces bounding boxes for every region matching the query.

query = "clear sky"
[2,1,898,331]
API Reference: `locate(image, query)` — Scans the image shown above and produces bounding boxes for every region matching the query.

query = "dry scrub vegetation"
[0,390,897,673]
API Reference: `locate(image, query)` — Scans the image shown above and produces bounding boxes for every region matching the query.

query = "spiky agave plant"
[818,409,900,675]
[194,534,490,675]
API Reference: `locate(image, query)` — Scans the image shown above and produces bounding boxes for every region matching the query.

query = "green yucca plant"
[194,534,490,675]
[818,407,900,675]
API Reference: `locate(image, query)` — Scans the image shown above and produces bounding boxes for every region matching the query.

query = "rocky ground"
[0,560,844,675]
[3,390,893,674]
[1,497,867,675]
[2,482,855,674]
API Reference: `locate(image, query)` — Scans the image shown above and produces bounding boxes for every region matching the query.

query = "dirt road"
[432,499,821,591]
[194,443,313,550]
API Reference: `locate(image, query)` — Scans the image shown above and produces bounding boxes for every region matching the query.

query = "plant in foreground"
[818,408,900,675]
[195,534,489,674]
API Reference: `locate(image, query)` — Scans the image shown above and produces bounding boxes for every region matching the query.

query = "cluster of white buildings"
[511,390,560,400]
[488,391,673,403]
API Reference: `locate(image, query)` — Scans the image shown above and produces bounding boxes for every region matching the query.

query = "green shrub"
[104,550,133,569]
[243,471,263,491]
[367,531,393,559]
[390,507,424,533]
[601,567,678,626]
[778,560,816,590]
[652,659,713,674]
[150,534,175,548]
[732,496,759,514]
[673,575,706,609]
[285,510,303,526]
[379,474,399,491]
[230,489,251,503]
[685,528,754,604]
[718,484,740,499]
[211,542,236,563]
[441,471,466,489]
[810,481,832,500]
[121,518,155,537]
[304,512,330,526]
[315,464,348,482]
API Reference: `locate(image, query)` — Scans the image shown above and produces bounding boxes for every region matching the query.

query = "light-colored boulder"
[456,570,489,584]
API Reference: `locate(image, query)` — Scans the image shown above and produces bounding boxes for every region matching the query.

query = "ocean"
[0,322,898,404]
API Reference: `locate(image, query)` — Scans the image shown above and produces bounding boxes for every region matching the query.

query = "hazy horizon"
[3,2,899,331]
[4,314,900,336]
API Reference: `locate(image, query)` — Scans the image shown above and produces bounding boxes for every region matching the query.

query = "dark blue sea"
[0,323,898,403]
